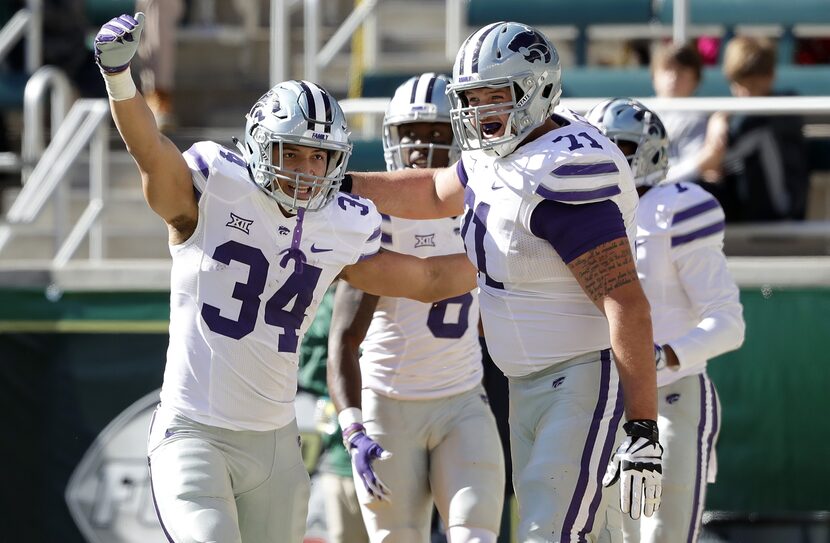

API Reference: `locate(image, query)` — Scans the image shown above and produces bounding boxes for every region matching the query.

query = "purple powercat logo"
[508,30,552,63]
[666,393,681,405]
[552,376,566,389]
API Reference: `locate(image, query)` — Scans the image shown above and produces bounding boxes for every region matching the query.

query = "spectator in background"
[651,42,725,186]
[136,0,184,131]
[706,36,810,221]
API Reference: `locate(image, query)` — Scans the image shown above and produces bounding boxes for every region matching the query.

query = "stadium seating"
[466,0,830,64]
[85,0,136,26]
[467,0,652,64]
[361,65,830,99]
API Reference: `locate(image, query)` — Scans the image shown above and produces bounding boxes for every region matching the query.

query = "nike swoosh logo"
[310,244,333,253]
[491,182,503,190]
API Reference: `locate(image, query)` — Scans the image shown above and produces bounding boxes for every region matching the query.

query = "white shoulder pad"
[328,193,383,264]
[666,183,726,253]
[182,141,248,196]
[534,158,628,205]
[529,120,633,205]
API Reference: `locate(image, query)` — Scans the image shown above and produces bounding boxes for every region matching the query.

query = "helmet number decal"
[200,240,322,352]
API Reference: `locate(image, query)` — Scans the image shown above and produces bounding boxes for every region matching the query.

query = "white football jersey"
[460,107,639,378]
[636,181,744,387]
[161,141,382,431]
[360,215,482,399]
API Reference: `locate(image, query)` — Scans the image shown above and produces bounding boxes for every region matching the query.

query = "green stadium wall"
[0,286,827,542]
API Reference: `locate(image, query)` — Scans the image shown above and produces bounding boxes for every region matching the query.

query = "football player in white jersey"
[586,99,745,543]
[94,14,478,543]
[339,22,664,542]
[327,73,505,543]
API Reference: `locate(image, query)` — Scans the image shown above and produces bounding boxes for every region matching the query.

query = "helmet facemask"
[448,75,558,157]
[382,73,459,171]
[246,124,350,212]
[241,80,352,212]
[384,122,456,170]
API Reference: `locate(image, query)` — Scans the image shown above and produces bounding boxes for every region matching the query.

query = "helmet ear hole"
[541,84,553,99]
[512,81,525,103]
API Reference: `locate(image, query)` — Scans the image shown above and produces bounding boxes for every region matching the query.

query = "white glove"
[603,419,663,520]
[94,12,145,73]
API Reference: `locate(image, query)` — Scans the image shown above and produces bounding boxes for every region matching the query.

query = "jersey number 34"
[201,240,322,353]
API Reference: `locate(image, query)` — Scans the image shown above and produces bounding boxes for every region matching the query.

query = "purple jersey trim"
[380,213,391,222]
[530,199,627,264]
[552,161,618,177]
[671,221,725,247]
[456,159,469,188]
[381,232,392,244]
[184,149,210,180]
[536,183,621,202]
[367,226,381,242]
[673,198,719,224]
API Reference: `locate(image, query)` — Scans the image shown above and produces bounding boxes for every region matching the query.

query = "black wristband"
[623,419,659,442]
[340,173,353,193]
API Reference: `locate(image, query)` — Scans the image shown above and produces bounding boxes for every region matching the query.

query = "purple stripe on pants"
[582,353,625,539]
[687,374,709,543]
[561,350,612,542]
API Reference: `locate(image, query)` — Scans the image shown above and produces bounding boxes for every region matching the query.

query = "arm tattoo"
[567,237,639,303]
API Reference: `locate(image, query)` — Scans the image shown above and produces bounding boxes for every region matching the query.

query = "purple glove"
[94,13,145,73]
[343,423,391,501]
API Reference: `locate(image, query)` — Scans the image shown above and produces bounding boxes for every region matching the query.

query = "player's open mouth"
[409,157,429,168]
[286,183,312,198]
[482,122,502,136]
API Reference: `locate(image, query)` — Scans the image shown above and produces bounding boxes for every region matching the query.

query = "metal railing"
[21,66,72,183]
[0,0,42,73]
[340,95,830,136]
[270,0,379,86]
[0,99,111,268]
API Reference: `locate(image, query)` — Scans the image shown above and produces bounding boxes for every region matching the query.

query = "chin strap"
[279,207,307,273]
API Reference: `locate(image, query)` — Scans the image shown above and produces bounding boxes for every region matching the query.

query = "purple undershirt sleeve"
[529,199,627,264]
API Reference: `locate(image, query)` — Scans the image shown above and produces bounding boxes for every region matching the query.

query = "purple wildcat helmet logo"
[508,30,552,63]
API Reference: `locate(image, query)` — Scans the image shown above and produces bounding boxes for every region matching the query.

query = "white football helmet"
[447,21,562,157]
[238,80,352,211]
[586,98,669,187]
[383,73,459,171]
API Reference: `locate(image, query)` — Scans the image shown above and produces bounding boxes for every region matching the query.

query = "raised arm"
[95,13,196,236]
[340,250,477,303]
[349,162,465,220]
